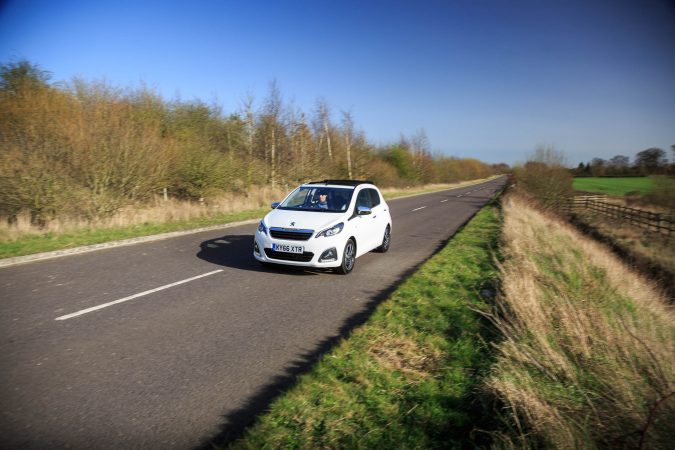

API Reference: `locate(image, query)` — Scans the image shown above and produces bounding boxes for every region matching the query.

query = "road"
[0,177,506,449]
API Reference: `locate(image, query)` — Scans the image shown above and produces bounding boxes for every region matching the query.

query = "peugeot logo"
[290,222,295,227]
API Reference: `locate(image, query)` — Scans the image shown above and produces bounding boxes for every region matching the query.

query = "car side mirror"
[271,202,280,209]
[357,206,372,216]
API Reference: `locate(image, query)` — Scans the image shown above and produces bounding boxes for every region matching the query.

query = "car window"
[283,187,312,208]
[367,188,381,207]
[356,189,372,208]
[278,186,354,212]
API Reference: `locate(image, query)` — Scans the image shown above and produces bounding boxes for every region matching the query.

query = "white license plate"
[272,243,304,254]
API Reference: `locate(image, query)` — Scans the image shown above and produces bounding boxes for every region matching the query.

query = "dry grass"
[0,186,285,241]
[573,211,675,276]
[366,334,442,380]
[489,194,674,449]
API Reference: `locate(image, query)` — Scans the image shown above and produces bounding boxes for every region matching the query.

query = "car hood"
[263,208,345,232]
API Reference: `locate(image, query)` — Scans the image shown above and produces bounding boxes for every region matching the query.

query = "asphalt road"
[0,177,506,449]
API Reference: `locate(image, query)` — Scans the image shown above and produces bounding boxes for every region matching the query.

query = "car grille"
[269,228,314,241]
[264,248,314,262]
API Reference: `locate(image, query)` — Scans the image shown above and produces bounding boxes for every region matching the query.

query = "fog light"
[319,247,337,262]
[254,240,261,255]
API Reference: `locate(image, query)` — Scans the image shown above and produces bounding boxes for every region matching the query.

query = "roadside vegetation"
[226,204,502,449]
[489,194,674,449]
[514,148,673,281]
[0,60,506,233]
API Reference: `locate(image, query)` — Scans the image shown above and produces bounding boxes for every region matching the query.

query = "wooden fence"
[562,195,674,238]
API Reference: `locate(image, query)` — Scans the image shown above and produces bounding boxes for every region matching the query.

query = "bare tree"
[261,81,283,188]
[341,110,354,178]
[410,129,430,182]
[241,94,256,185]
[315,99,333,162]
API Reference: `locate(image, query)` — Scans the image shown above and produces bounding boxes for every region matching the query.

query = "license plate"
[272,243,304,254]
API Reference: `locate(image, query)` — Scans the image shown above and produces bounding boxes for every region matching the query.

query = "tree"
[260,80,284,188]
[589,158,607,176]
[515,146,573,209]
[382,145,415,184]
[241,94,256,185]
[634,148,667,175]
[0,60,51,94]
[314,99,333,162]
[608,155,630,175]
[341,110,354,179]
[574,162,586,176]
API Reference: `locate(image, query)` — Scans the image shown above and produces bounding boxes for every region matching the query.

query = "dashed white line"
[440,199,449,203]
[411,206,427,212]
[55,269,224,321]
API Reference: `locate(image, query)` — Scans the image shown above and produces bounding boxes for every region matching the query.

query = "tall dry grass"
[0,186,285,241]
[489,194,674,449]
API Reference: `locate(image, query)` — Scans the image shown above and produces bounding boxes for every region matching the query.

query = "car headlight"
[316,222,344,238]
[258,220,268,236]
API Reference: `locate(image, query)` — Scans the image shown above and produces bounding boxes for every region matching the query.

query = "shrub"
[514,147,573,209]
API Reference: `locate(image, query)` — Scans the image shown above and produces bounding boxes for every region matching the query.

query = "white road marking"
[440,199,449,203]
[55,269,224,321]
[456,195,462,197]
[411,206,427,212]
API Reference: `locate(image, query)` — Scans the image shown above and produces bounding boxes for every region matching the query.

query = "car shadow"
[196,234,329,276]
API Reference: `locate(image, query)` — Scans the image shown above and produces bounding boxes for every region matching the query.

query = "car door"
[366,188,388,246]
[353,188,378,253]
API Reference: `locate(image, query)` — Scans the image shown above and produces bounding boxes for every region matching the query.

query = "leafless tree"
[315,98,333,162]
[341,110,354,178]
[261,81,283,188]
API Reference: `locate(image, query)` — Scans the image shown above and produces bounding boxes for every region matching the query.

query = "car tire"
[376,225,391,253]
[336,239,356,274]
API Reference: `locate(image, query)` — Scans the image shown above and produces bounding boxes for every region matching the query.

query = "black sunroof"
[307,179,374,187]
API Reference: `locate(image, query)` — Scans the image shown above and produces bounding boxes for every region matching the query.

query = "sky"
[1,0,674,165]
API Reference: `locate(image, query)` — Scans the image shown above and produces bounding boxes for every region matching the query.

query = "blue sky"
[1,0,674,165]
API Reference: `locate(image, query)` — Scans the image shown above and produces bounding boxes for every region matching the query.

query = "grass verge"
[226,204,502,449]
[0,208,266,259]
[488,194,674,449]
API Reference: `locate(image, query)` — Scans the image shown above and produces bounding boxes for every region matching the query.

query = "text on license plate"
[272,243,304,254]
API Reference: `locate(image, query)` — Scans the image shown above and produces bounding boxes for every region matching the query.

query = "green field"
[573,177,654,196]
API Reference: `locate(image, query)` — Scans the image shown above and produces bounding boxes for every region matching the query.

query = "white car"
[253,180,392,274]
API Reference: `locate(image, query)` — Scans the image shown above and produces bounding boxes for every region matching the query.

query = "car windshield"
[278,186,354,212]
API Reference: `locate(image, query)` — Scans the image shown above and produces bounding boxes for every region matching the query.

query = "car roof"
[304,179,375,188]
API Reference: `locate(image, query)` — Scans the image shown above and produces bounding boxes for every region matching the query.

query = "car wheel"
[376,225,391,253]
[336,239,356,274]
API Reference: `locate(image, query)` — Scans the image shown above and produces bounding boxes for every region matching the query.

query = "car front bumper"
[253,230,347,268]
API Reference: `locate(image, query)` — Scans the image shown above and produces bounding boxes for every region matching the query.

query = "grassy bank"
[573,177,655,196]
[0,178,498,260]
[226,204,502,448]
[488,195,674,449]
[0,208,267,259]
